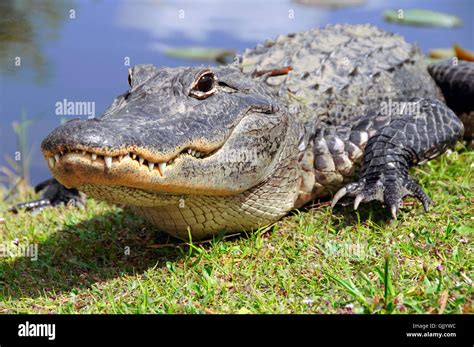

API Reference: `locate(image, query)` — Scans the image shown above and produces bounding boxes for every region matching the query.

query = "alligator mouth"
[42,141,233,195]
[45,146,218,177]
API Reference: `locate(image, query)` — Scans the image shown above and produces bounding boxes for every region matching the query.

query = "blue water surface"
[0,0,472,184]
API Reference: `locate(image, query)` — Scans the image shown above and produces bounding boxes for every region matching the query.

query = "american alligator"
[39,24,472,240]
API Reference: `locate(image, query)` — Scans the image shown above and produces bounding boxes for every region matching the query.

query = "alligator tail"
[428,60,474,139]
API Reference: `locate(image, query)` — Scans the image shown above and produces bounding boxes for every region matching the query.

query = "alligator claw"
[354,194,363,210]
[331,175,431,219]
[390,205,398,219]
[330,182,362,208]
[330,187,347,209]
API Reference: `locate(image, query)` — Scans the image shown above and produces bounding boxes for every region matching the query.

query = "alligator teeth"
[104,156,112,169]
[50,149,206,171]
[158,162,166,175]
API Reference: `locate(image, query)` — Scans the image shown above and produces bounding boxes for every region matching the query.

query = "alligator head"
[42,64,301,239]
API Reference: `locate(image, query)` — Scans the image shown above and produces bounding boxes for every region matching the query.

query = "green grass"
[0,146,472,314]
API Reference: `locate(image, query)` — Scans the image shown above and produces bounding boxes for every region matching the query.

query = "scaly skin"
[40,24,471,240]
[428,60,474,141]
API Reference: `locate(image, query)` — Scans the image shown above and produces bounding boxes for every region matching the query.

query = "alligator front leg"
[9,178,86,214]
[331,97,464,218]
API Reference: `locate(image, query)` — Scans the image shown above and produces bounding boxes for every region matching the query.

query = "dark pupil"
[196,74,214,92]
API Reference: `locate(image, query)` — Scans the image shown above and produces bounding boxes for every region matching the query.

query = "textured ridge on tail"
[428,60,474,114]
[428,60,474,140]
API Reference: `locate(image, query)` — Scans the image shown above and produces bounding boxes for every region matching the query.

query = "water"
[0,0,472,186]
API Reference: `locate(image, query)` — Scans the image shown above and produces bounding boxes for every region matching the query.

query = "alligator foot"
[8,178,86,214]
[331,97,464,219]
[331,174,431,219]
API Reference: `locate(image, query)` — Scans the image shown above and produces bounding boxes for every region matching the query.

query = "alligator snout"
[42,109,226,163]
[42,118,128,155]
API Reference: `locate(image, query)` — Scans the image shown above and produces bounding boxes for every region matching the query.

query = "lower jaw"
[80,184,183,207]
[80,183,288,240]
[78,145,301,240]
[51,155,242,195]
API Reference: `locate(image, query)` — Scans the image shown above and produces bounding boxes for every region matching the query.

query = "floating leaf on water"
[453,43,474,62]
[429,48,455,60]
[383,9,463,28]
[427,44,474,63]
[164,47,236,64]
[294,0,366,8]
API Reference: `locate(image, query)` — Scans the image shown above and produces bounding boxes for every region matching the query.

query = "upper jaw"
[44,145,214,177]
[40,111,233,188]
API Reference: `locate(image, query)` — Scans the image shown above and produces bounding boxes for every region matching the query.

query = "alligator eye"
[196,74,214,92]
[190,70,217,99]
